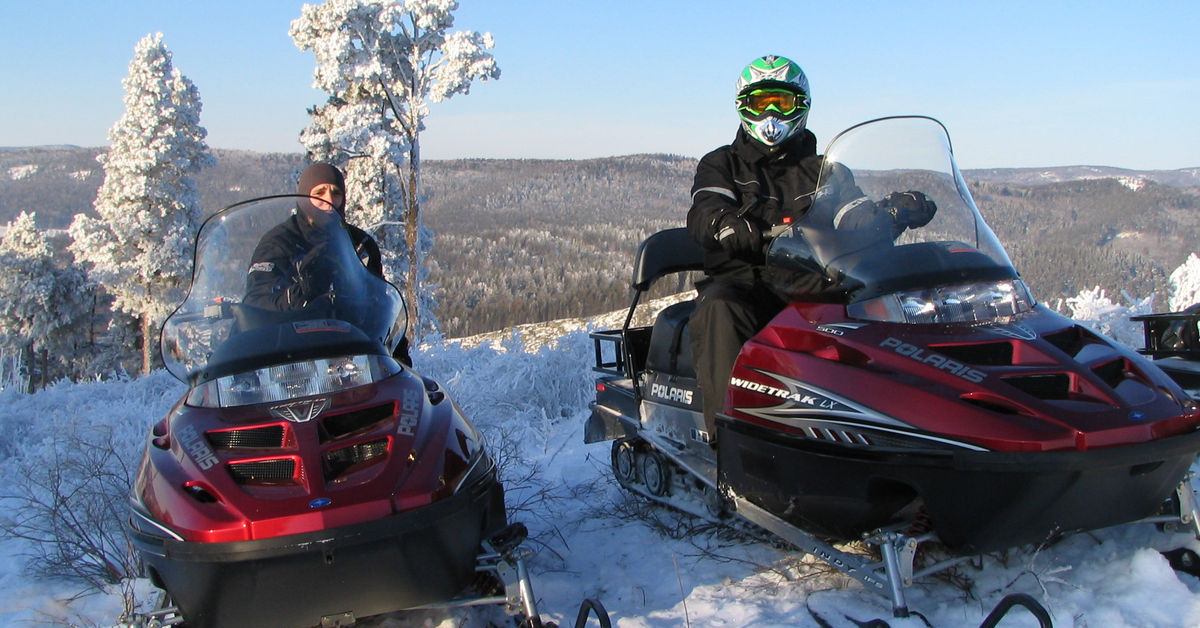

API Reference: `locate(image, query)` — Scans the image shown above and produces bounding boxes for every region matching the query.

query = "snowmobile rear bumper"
[129,474,505,628]
[719,418,1200,553]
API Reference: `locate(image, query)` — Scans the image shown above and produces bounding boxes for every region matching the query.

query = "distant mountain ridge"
[966,165,1200,189]
[3,146,1198,336]
[3,145,1196,212]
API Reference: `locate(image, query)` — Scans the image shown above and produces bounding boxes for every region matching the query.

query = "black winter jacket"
[687,128,823,277]
[244,213,383,311]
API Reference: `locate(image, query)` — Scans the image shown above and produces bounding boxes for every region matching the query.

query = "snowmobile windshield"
[767,116,1034,324]
[160,195,407,385]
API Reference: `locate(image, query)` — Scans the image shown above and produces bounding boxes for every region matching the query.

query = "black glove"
[298,246,338,299]
[832,196,886,230]
[880,191,937,230]
[714,213,762,254]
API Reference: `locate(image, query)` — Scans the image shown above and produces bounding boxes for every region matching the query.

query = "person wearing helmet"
[686,56,937,442]
[244,162,412,364]
[686,55,827,442]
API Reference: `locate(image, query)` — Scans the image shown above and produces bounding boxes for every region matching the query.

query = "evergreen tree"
[0,213,92,391]
[290,0,499,341]
[68,33,215,374]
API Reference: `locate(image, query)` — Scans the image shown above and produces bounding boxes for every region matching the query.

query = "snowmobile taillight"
[848,279,1034,324]
[187,354,402,408]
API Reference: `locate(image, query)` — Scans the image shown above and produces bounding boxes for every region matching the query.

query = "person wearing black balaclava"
[244,162,382,311]
[243,163,412,365]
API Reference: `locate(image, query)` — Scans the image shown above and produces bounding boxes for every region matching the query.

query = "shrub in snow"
[1060,287,1155,348]
[0,372,182,588]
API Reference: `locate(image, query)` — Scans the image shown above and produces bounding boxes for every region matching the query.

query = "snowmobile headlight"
[848,279,1035,324]
[187,355,402,408]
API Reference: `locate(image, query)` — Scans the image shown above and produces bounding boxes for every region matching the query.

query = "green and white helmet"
[735,55,811,146]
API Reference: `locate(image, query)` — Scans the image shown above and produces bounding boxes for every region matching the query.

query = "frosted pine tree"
[0,213,93,391]
[69,33,215,375]
[290,0,499,341]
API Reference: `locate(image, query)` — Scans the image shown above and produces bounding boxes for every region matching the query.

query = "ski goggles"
[738,89,809,116]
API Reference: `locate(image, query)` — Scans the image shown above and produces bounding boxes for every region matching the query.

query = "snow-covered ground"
[1,298,1199,627]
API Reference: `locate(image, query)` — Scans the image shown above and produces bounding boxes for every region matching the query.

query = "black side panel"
[719,417,1200,553]
[641,371,702,412]
[586,378,639,443]
[718,420,917,541]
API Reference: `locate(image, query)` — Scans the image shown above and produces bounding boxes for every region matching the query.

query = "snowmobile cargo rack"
[1132,309,1200,391]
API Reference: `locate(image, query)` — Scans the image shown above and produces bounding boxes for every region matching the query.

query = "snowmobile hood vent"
[227,458,297,485]
[325,438,390,482]
[207,424,286,450]
[1091,358,1130,389]
[1001,373,1072,400]
[321,403,396,443]
[959,393,1031,416]
[1042,325,1092,358]
[930,341,1014,366]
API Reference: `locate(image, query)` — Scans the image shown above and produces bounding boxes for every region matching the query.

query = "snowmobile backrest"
[631,228,705,292]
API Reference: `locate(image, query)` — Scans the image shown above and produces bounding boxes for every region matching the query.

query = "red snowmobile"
[587,116,1200,619]
[127,195,556,627]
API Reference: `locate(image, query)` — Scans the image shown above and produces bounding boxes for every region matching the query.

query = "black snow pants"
[689,271,786,441]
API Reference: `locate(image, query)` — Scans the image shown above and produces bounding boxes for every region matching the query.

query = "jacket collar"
[732,127,817,165]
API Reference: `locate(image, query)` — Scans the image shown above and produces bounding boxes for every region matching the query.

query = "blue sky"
[3,0,1197,169]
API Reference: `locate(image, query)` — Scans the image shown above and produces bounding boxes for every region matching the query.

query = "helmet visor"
[738,89,808,116]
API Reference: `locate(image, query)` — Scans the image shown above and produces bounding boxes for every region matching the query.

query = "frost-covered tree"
[290,0,499,341]
[1169,253,1200,312]
[69,33,215,375]
[0,213,93,391]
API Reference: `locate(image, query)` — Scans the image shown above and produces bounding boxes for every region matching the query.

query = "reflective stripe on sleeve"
[692,186,737,202]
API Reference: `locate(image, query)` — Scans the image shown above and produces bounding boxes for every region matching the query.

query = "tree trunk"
[404,138,421,344]
[21,343,34,394]
[141,314,153,376]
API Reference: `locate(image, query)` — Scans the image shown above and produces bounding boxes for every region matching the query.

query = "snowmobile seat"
[631,228,705,292]
[645,300,696,378]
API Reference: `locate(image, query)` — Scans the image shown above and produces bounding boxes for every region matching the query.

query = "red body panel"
[136,368,478,543]
[724,302,1200,452]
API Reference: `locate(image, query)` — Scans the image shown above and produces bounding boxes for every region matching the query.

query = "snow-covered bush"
[1059,287,1155,348]
[0,372,182,588]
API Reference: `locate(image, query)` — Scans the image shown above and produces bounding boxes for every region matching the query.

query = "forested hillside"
[3,146,1198,337]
